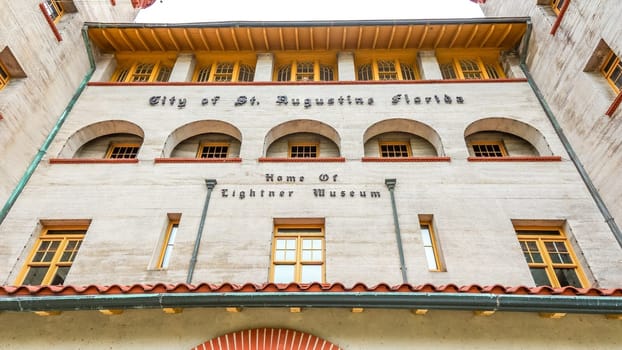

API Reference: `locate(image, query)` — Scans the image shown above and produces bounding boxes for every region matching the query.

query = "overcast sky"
[135,0,484,23]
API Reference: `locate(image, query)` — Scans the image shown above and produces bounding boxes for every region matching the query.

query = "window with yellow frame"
[157,215,180,270]
[357,58,419,81]
[379,141,412,158]
[289,143,318,158]
[275,61,336,82]
[112,56,174,83]
[601,49,622,94]
[193,59,255,82]
[515,227,588,288]
[197,142,229,159]
[469,141,507,157]
[270,225,325,283]
[0,62,9,90]
[16,225,88,286]
[438,52,504,80]
[551,0,566,15]
[105,143,140,159]
[43,0,64,22]
[419,220,443,272]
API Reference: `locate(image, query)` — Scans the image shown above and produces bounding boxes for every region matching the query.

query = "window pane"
[50,266,70,285]
[22,267,49,285]
[424,247,438,271]
[300,265,322,283]
[554,268,582,287]
[357,64,372,80]
[273,265,295,283]
[545,241,573,264]
[400,64,416,80]
[238,64,255,82]
[529,267,551,287]
[196,66,211,82]
[440,63,457,79]
[277,65,291,81]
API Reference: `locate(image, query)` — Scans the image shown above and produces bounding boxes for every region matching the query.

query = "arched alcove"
[58,120,144,159]
[263,119,341,158]
[363,118,444,157]
[464,117,552,157]
[192,328,342,350]
[162,120,242,158]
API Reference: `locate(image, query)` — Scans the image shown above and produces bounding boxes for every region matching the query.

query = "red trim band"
[49,158,139,164]
[258,157,346,163]
[361,156,451,162]
[467,156,562,162]
[550,0,571,36]
[605,91,622,117]
[154,158,242,163]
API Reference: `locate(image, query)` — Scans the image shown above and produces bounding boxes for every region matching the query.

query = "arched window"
[439,55,504,80]
[274,60,336,82]
[112,58,174,83]
[277,65,292,81]
[192,61,256,82]
[356,59,419,81]
[357,64,373,81]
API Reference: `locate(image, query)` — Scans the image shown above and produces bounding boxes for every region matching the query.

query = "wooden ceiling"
[87,20,527,53]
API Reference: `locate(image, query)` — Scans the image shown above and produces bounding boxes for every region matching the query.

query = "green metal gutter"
[518,20,622,247]
[1,292,621,314]
[385,179,408,283]
[0,26,96,226]
[187,179,217,284]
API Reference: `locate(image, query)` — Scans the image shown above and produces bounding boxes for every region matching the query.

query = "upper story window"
[157,215,180,270]
[551,0,566,14]
[289,143,318,158]
[379,141,412,158]
[43,0,64,22]
[420,220,443,272]
[197,142,229,159]
[193,53,256,83]
[112,56,174,83]
[276,61,335,82]
[516,226,587,288]
[356,57,419,81]
[16,224,88,286]
[0,62,9,90]
[437,50,504,80]
[105,143,140,159]
[470,142,507,157]
[601,49,622,94]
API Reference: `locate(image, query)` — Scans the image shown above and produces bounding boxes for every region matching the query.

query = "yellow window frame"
[469,141,508,157]
[516,226,588,288]
[357,59,419,81]
[192,54,256,82]
[601,50,622,94]
[105,142,141,159]
[196,142,230,159]
[274,60,337,82]
[378,141,412,158]
[288,142,319,158]
[443,57,504,80]
[420,221,443,272]
[551,0,566,15]
[15,225,87,286]
[111,54,175,83]
[0,61,9,90]
[270,224,325,283]
[44,0,64,23]
[157,216,180,269]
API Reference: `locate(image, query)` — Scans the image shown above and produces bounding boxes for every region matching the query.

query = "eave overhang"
[2,283,622,315]
[85,17,529,53]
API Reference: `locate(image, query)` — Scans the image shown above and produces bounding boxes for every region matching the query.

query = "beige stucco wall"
[1,81,621,288]
[0,308,620,349]
[0,1,138,207]
[482,0,622,227]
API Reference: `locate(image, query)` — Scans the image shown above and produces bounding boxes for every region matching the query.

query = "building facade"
[482,0,622,226]
[0,1,148,220]
[0,16,622,349]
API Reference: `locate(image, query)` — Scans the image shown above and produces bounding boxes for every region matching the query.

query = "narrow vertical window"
[271,224,325,283]
[158,216,180,269]
[0,62,9,90]
[400,63,416,80]
[237,64,255,82]
[516,227,587,287]
[319,65,334,81]
[357,64,373,81]
[440,63,457,79]
[16,225,88,285]
[196,66,211,82]
[419,219,442,271]
[277,65,292,81]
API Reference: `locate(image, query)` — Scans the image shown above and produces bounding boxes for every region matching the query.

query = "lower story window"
[516,227,588,288]
[16,225,88,285]
[379,142,411,158]
[470,142,507,157]
[197,142,229,159]
[105,143,140,159]
[289,143,318,158]
[271,224,325,283]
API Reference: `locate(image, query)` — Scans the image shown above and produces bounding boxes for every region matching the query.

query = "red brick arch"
[192,328,341,350]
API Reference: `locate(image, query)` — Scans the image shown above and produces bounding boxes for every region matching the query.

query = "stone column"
[418,51,443,80]
[254,53,274,82]
[169,53,195,82]
[338,51,356,81]
[90,54,117,82]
